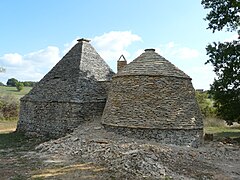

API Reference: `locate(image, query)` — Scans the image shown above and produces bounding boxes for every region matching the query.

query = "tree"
[16,82,24,91]
[201,0,240,124]
[195,91,216,118]
[6,78,18,87]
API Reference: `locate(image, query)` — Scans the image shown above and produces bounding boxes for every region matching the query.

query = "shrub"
[0,95,19,121]
[195,91,216,118]
[16,82,24,91]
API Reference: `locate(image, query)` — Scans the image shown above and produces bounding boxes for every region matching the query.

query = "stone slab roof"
[115,49,190,79]
[22,39,115,102]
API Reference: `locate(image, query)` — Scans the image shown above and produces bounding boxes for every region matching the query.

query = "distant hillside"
[0,86,32,100]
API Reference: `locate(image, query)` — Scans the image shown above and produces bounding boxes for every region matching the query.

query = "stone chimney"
[117,55,127,72]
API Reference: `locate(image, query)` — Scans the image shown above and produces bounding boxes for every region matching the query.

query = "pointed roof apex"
[145,48,155,52]
[115,49,191,79]
[77,38,90,43]
[118,55,127,61]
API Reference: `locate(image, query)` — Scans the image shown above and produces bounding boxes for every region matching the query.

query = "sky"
[0,0,237,90]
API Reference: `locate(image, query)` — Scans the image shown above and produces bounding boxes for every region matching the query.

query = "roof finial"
[77,38,90,43]
[145,48,155,52]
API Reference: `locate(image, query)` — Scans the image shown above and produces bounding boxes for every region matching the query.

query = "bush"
[16,82,24,91]
[0,95,19,121]
[195,91,216,118]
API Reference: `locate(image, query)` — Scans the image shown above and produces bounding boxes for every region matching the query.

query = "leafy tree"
[201,0,240,124]
[6,78,18,87]
[16,82,24,91]
[0,82,5,86]
[22,81,37,87]
[195,91,216,118]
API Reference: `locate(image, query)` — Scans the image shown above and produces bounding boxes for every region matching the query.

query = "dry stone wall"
[17,39,114,137]
[102,75,203,129]
[18,100,106,137]
[104,125,203,147]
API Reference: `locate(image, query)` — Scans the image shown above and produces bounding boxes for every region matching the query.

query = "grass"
[204,117,240,141]
[0,86,32,100]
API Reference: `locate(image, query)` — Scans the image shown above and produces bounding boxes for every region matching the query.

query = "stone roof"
[115,49,190,79]
[22,39,115,102]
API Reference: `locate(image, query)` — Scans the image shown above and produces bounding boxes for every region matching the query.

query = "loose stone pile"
[34,119,240,179]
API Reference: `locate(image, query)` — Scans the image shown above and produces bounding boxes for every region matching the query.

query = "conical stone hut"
[17,39,114,137]
[102,49,203,147]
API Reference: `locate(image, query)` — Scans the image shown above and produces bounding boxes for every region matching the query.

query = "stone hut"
[102,49,203,147]
[17,39,114,137]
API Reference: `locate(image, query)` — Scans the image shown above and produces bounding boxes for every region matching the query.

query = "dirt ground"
[0,121,240,180]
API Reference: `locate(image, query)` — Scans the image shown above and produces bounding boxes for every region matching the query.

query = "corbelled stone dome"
[116,49,190,78]
[102,49,203,147]
[17,39,114,137]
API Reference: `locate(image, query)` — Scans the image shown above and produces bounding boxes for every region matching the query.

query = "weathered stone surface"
[33,120,240,179]
[102,49,203,147]
[18,40,203,147]
[17,39,114,137]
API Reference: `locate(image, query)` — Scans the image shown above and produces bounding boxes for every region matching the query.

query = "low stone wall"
[17,100,106,138]
[104,125,203,147]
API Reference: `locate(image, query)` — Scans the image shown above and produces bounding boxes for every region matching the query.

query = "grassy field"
[0,86,32,100]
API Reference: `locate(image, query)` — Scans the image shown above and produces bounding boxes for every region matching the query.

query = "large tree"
[6,78,19,87]
[201,0,240,125]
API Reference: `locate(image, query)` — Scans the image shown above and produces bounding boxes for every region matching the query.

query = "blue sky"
[0,0,237,89]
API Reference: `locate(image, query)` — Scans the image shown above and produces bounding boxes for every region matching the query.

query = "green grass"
[0,86,32,100]
[204,118,240,141]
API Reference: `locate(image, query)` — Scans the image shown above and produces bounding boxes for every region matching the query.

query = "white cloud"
[0,31,142,83]
[92,31,142,61]
[0,31,212,90]
[1,53,23,65]
[159,42,200,60]
[185,65,216,90]
[0,46,61,83]
[24,46,60,67]
[63,37,79,54]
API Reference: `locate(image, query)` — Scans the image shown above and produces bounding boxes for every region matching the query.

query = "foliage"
[0,82,5,86]
[6,78,37,87]
[205,41,240,124]
[16,82,24,91]
[201,0,240,125]
[22,81,37,87]
[195,91,216,117]
[0,94,19,121]
[201,0,240,32]
[7,78,19,87]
